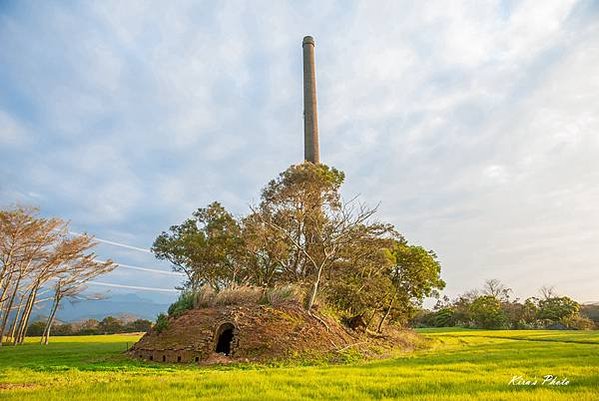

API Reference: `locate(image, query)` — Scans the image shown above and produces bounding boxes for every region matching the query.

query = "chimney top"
[302,36,315,46]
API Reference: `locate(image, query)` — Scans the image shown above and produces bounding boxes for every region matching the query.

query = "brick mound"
[129,303,420,364]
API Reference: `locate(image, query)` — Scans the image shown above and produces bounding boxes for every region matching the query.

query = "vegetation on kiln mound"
[151,163,446,337]
[134,162,446,362]
[131,291,425,363]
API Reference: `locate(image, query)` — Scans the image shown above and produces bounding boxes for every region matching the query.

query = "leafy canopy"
[152,163,445,328]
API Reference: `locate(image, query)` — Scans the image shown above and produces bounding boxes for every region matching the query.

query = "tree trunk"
[7,294,25,342]
[0,274,22,345]
[0,268,8,306]
[307,264,325,310]
[377,294,396,333]
[0,246,15,306]
[0,272,13,317]
[0,272,12,329]
[19,287,37,344]
[42,292,61,345]
[14,286,37,345]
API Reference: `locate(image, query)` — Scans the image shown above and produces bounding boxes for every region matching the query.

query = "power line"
[97,260,184,276]
[66,231,183,293]
[69,231,152,254]
[88,281,178,293]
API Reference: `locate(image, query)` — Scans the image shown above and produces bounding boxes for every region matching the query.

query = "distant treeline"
[412,280,597,330]
[26,316,152,337]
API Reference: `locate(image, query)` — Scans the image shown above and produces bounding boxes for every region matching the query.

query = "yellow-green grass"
[0,329,597,400]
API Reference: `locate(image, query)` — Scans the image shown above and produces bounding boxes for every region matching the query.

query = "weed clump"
[187,285,305,309]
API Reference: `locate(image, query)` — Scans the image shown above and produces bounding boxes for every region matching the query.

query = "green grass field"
[0,329,597,400]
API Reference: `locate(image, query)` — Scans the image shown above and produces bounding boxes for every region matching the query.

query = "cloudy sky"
[1,0,598,305]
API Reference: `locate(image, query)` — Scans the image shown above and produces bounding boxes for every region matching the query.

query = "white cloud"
[1,0,597,302]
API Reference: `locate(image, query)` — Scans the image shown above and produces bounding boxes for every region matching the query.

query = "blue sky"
[1,0,598,305]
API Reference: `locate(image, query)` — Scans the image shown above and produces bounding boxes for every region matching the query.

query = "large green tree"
[253,163,394,310]
[376,244,445,330]
[538,296,579,324]
[469,295,507,329]
[152,163,445,329]
[152,202,244,291]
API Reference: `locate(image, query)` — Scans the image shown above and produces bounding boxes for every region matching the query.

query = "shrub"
[53,323,74,336]
[431,307,454,327]
[27,321,46,336]
[154,313,169,333]
[125,319,153,332]
[98,317,123,334]
[469,296,507,329]
[78,328,99,335]
[408,309,434,328]
[538,296,579,323]
[564,315,595,330]
[168,291,195,317]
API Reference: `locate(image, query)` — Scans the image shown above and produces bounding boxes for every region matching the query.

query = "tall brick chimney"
[302,36,320,164]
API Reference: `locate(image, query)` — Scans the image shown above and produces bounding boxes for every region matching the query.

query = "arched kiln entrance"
[215,322,236,356]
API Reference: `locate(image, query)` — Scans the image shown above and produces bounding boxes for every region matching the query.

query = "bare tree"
[0,207,38,336]
[482,279,512,302]
[42,254,115,344]
[539,285,557,300]
[0,206,116,345]
[0,208,63,345]
[11,219,70,345]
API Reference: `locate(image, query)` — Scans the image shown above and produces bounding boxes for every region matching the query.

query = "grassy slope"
[0,330,597,400]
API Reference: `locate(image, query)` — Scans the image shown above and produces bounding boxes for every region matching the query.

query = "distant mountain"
[30,293,172,323]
